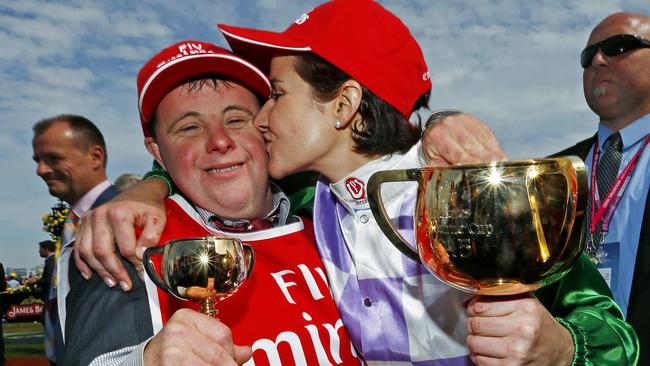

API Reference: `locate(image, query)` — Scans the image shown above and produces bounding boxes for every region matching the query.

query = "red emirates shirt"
[144,196,360,366]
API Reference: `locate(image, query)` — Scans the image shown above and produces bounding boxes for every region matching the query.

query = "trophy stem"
[200,298,219,318]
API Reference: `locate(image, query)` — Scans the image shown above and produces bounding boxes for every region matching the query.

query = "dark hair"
[39,240,56,252]
[294,52,429,156]
[148,77,264,138]
[33,114,108,168]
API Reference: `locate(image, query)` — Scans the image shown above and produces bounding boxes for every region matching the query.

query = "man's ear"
[88,145,105,170]
[144,137,166,170]
[333,80,363,128]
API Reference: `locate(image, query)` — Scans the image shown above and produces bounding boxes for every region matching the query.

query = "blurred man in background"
[32,114,118,365]
[113,173,142,193]
[24,240,56,302]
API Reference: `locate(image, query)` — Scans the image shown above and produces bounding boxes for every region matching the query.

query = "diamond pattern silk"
[587,132,623,261]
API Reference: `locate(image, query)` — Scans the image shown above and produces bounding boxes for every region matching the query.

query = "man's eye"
[226,117,250,128]
[179,124,199,132]
[270,91,283,100]
[44,156,62,165]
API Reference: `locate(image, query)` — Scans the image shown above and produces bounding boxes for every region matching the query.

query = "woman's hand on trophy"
[74,178,168,291]
[143,308,252,366]
[465,295,574,366]
[422,112,507,166]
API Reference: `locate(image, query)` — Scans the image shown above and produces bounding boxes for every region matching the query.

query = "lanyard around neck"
[589,134,650,233]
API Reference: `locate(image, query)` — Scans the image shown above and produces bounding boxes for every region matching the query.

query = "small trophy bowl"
[144,236,254,317]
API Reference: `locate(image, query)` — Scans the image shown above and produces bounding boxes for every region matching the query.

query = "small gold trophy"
[367,156,587,295]
[144,236,254,317]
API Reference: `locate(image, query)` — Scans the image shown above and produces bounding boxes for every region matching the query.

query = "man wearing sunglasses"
[556,11,650,363]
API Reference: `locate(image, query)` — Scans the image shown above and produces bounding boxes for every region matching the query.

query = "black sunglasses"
[581,34,650,68]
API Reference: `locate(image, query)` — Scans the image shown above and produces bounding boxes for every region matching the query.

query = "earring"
[335,120,342,129]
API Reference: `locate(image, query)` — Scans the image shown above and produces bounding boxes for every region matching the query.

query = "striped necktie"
[597,132,623,201]
[586,132,623,261]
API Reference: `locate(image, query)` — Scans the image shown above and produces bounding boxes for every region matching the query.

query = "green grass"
[3,322,45,357]
[4,322,42,334]
[6,344,44,358]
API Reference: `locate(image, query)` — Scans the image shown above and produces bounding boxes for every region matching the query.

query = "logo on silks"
[345,177,366,202]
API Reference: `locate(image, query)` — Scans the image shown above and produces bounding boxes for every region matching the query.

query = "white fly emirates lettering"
[241,263,358,366]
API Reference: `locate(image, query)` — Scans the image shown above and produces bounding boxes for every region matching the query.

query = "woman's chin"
[269,161,292,180]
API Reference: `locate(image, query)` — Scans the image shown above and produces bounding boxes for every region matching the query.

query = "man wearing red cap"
[63,40,359,366]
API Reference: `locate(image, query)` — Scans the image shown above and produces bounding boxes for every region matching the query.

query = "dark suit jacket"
[54,185,118,366]
[555,136,650,363]
[63,185,153,366]
[0,262,4,366]
[36,254,55,300]
[0,263,5,292]
[0,262,5,314]
[92,185,119,210]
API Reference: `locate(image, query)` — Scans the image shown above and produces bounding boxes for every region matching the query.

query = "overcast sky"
[1,0,647,270]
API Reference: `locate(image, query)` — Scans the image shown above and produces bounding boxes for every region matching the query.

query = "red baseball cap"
[137,40,271,136]
[218,0,431,119]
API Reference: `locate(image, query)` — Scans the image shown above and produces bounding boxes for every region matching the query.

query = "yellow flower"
[42,204,69,241]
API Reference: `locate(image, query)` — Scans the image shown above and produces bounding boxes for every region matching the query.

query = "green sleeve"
[536,254,639,365]
[142,160,176,196]
[143,162,318,217]
[275,171,318,217]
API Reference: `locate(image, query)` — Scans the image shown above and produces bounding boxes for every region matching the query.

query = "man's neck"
[66,179,111,213]
[600,109,650,132]
[601,118,633,132]
[64,174,109,207]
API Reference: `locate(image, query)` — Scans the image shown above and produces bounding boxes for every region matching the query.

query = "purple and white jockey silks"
[313,142,473,365]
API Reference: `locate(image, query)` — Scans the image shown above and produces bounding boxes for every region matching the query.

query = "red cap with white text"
[137,40,271,136]
[218,0,431,119]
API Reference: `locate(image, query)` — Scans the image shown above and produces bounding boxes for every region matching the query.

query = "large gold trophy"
[144,236,254,317]
[367,156,587,295]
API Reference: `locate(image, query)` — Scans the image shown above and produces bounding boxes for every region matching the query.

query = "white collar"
[69,180,111,216]
[329,142,424,213]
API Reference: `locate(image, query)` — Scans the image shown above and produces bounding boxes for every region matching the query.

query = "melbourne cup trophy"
[368,134,587,295]
[144,236,254,317]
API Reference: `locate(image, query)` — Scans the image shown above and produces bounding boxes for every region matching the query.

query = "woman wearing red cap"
[75,1,637,365]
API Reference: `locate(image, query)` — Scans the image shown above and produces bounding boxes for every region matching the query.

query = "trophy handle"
[557,155,588,254]
[242,244,255,278]
[143,246,173,294]
[367,169,422,262]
